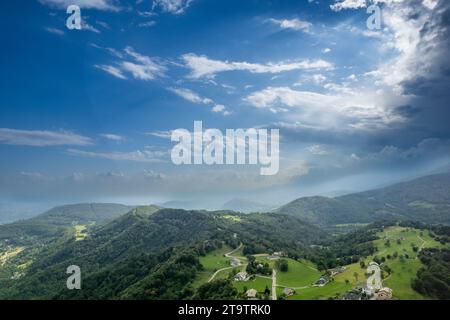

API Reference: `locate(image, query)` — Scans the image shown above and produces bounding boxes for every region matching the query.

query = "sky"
[0,0,450,211]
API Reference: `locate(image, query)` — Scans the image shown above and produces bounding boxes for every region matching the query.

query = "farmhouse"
[234,271,248,281]
[358,284,374,297]
[245,289,258,299]
[230,257,241,267]
[267,252,283,261]
[282,288,295,297]
[329,266,346,276]
[375,287,393,300]
[314,277,328,286]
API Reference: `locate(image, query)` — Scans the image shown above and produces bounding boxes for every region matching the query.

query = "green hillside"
[0,209,448,300]
[281,225,448,300]
[0,208,326,299]
[276,173,450,226]
[0,203,134,245]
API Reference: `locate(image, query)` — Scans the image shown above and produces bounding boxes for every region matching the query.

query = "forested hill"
[30,203,134,226]
[276,172,450,226]
[0,208,327,299]
[0,203,135,244]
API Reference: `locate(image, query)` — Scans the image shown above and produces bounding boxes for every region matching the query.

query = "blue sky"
[0,0,449,210]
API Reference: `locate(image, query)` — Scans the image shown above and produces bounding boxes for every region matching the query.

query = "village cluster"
[230,251,393,301]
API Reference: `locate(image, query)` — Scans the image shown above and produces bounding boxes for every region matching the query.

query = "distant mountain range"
[221,198,277,213]
[2,172,449,243]
[276,172,450,226]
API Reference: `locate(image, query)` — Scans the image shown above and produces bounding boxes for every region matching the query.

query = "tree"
[275,259,289,272]
[195,280,238,300]
[263,286,271,300]
[413,249,450,300]
[264,286,270,296]
[360,261,366,269]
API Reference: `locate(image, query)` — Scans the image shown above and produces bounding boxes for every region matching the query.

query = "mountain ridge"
[276,172,450,226]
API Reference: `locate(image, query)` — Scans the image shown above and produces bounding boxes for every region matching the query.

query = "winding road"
[208,245,281,300]
[271,269,277,300]
[367,263,382,291]
[207,243,246,283]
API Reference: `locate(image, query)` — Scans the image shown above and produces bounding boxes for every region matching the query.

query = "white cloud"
[323,82,354,94]
[45,27,65,36]
[100,133,125,142]
[138,11,157,17]
[138,21,157,28]
[94,65,127,79]
[95,46,166,81]
[363,0,448,93]
[121,47,166,80]
[67,148,167,162]
[422,0,438,10]
[38,0,120,11]
[182,53,333,79]
[330,0,367,11]
[96,21,110,29]
[212,104,225,113]
[146,130,173,139]
[268,18,312,33]
[152,0,194,14]
[168,87,230,115]
[294,74,327,87]
[0,128,92,147]
[330,1,447,97]
[91,44,124,58]
[307,144,330,155]
[312,74,327,84]
[169,87,213,105]
[244,86,407,130]
[81,20,101,33]
[322,48,332,53]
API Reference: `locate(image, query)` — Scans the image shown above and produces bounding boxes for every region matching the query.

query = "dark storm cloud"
[396,0,450,140]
